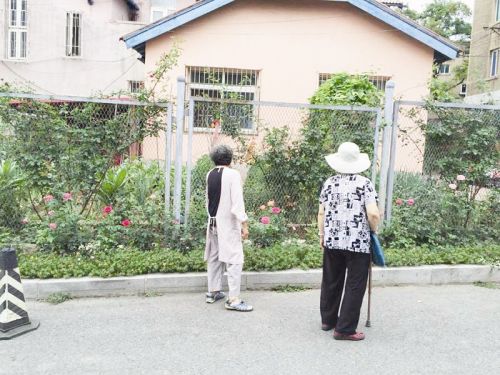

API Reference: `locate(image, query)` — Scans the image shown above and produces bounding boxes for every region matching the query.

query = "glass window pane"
[9,31,17,58]
[20,31,27,58]
[21,0,27,26]
[491,50,498,77]
[497,0,500,22]
[10,0,17,27]
[152,11,164,22]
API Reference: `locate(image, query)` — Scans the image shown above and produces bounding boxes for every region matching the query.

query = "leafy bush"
[0,160,25,231]
[247,202,287,248]
[249,73,381,224]
[381,172,500,248]
[17,243,500,279]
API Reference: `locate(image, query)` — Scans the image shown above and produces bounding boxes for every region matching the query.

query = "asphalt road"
[2,285,499,375]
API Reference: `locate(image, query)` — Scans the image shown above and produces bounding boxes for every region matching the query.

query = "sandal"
[333,331,365,341]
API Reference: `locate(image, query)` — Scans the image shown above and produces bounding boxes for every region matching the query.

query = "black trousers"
[320,249,370,334]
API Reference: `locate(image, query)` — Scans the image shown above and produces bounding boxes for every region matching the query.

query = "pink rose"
[259,205,267,211]
[121,219,131,227]
[47,210,55,217]
[260,216,270,225]
[456,175,466,181]
[49,223,57,230]
[43,194,54,203]
[395,198,403,206]
[102,205,113,214]
[448,183,457,190]
[62,192,72,201]
[21,218,29,225]
[407,198,415,206]
[271,207,281,214]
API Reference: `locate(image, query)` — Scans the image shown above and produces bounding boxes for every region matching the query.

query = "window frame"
[438,64,450,75]
[150,3,176,22]
[490,49,499,78]
[496,0,500,22]
[318,73,391,91]
[186,66,259,133]
[459,83,467,96]
[128,80,145,93]
[65,11,82,58]
[7,0,28,60]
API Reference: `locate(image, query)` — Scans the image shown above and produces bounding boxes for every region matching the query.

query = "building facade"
[0,0,193,96]
[466,0,500,103]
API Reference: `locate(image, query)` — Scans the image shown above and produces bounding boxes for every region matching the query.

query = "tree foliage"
[402,0,472,41]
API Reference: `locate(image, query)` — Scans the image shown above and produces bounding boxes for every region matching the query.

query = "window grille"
[66,12,81,57]
[186,66,259,130]
[319,73,391,91]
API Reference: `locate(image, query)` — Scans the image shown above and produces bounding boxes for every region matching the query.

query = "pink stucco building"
[121,0,460,161]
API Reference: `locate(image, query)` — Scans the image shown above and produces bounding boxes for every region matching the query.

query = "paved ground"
[2,285,499,375]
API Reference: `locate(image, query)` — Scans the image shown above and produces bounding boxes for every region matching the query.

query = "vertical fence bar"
[371,108,382,183]
[385,100,400,223]
[173,77,186,223]
[379,80,395,222]
[184,98,195,227]
[164,103,173,217]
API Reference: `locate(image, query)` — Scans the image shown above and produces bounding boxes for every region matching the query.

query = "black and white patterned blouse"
[319,174,378,253]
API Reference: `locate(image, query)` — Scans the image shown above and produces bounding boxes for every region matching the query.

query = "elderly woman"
[318,142,380,341]
[204,145,253,312]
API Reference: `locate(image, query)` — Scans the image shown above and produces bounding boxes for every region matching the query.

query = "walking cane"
[365,259,372,327]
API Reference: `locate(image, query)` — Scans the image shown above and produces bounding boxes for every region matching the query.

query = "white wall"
[0,0,149,96]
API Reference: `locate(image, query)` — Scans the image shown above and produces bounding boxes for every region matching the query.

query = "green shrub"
[17,244,500,279]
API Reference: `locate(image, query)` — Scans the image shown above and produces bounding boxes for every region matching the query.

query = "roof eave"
[121,0,460,61]
[349,0,459,60]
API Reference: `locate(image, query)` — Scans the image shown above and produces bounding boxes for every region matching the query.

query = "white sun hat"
[325,142,371,174]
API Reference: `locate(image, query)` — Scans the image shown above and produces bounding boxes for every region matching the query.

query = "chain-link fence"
[182,97,382,226]
[384,100,500,244]
[0,92,172,251]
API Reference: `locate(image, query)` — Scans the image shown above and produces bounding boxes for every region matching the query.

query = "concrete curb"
[22,265,500,299]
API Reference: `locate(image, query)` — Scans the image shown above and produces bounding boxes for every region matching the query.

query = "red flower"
[260,216,270,225]
[271,207,281,214]
[407,198,415,206]
[62,192,72,201]
[121,219,131,227]
[395,198,403,206]
[103,205,113,214]
[49,223,57,230]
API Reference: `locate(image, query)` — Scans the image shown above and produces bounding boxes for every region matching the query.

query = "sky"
[406,0,475,13]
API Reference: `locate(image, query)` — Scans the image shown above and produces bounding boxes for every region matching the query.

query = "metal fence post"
[371,108,382,183]
[385,100,400,223]
[183,99,195,227]
[379,80,395,223]
[164,103,173,218]
[173,77,185,223]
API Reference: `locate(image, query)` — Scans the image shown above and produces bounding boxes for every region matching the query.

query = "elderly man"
[204,145,253,312]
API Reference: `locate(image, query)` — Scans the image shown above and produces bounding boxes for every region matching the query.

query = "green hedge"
[17,244,500,279]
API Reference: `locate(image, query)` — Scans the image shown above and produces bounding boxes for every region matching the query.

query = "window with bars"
[66,12,81,57]
[128,80,145,93]
[7,0,28,59]
[490,49,499,78]
[187,66,259,130]
[318,73,391,91]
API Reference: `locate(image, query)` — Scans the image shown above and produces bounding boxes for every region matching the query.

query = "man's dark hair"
[210,145,233,166]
